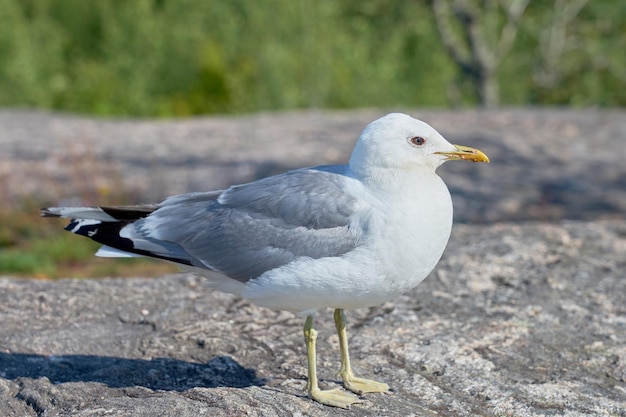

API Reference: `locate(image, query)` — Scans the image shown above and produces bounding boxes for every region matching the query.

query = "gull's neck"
[349,165,442,194]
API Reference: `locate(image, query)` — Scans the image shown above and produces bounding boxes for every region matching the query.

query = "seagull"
[42,113,489,408]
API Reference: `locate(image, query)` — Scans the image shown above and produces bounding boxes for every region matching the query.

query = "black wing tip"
[64,219,80,232]
[62,218,194,267]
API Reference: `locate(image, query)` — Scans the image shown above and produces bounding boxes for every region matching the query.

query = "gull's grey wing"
[140,166,366,282]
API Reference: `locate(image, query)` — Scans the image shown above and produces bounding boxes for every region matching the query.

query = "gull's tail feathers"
[40,204,194,266]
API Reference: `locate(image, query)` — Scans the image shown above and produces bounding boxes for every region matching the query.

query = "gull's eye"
[409,136,426,146]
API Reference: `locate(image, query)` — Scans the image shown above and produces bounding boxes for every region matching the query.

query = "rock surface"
[0,109,625,416]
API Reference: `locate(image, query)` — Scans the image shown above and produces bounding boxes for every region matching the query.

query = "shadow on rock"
[0,352,265,390]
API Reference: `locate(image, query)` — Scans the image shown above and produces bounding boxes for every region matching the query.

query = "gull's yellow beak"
[436,145,490,163]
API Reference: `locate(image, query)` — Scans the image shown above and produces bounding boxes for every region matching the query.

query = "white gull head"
[349,113,488,179]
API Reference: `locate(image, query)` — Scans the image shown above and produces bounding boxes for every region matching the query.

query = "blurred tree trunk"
[432,0,530,107]
[533,0,589,89]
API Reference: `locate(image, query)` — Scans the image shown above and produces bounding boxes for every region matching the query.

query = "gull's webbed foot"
[341,371,390,395]
[309,386,362,409]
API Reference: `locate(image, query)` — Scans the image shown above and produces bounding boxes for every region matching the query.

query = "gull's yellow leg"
[303,314,361,408]
[334,308,390,395]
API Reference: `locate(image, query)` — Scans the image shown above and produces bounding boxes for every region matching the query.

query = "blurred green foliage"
[0,0,623,116]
